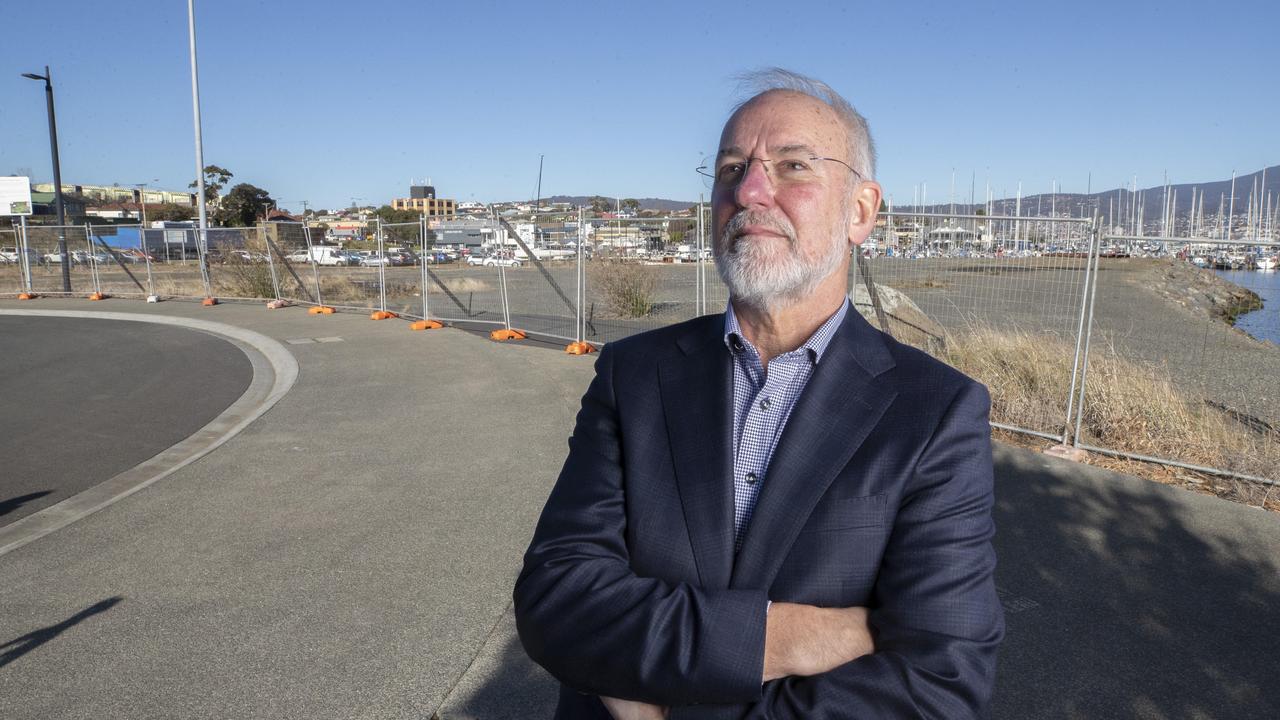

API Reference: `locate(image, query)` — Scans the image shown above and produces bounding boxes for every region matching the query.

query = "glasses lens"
[697,156,715,189]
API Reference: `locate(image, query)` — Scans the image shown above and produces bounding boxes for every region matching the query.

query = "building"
[391,184,456,218]
[33,183,195,207]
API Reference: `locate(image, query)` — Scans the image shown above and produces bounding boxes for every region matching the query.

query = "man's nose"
[733,159,774,207]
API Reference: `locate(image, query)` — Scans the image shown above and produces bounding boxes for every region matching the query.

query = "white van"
[308,246,347,266]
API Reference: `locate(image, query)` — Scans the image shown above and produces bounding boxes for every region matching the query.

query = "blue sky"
[2,0,1276,212]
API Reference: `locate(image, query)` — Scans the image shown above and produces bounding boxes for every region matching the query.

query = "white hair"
[733,67,877,181]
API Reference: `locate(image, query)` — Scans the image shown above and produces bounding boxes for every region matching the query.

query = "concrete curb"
[0,309,298,556]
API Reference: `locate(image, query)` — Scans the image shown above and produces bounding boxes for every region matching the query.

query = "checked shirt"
[723,299,850,551]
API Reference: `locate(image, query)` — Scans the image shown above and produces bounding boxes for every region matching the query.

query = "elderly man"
[514,69,1003,719]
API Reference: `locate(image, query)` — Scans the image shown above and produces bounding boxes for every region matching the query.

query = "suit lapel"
[730,310,898,591]
[659,318,735,590]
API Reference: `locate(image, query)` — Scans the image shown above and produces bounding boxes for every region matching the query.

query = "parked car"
[466,254,487,266]
[360,253,392,267]
[484,255,522,268]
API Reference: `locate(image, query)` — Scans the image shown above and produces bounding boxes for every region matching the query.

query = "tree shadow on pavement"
[0,491,52,519]
[0,597,123,669]
[991,446,1280,719]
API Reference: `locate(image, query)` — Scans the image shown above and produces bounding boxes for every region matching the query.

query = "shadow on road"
[0,491,52,519]
[0,597,123,669]
[991,450,1279,719]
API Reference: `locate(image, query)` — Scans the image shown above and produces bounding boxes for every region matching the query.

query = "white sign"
[0,176,33,216]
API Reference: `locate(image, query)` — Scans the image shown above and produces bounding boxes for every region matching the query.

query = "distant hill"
[514,196,698,212]
[898,165,1280,223]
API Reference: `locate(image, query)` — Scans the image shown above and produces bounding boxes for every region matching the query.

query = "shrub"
[591,262,658,318]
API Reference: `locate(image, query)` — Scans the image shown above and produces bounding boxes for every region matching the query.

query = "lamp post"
[22,66,71,293]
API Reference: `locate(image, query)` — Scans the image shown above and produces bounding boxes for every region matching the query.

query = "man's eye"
[780,160,812,173]
[717,163,746,179]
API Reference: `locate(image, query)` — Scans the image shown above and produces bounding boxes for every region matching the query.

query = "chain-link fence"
[21,225,92,296]
[1071,236,1280,484]
[1,227,28,295]
[7,210,1274,488]
[859,212,1097,443]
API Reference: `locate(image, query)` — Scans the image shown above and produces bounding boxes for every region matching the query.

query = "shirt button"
[745,472,758,485]
[760,397,771,411]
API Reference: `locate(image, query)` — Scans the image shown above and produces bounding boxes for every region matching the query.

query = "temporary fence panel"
[1,227,26,295]
[85,224,149,298]
[497,222,581,343]
[379,221,427,318]
[263,222,317,305]
[425,217,525,331]
[583,216,705,344]
[329,220,386,313]
[22,225,92,296]
[1074,235,1280,484]
[138,226,211,299]
[860,212,1097,442]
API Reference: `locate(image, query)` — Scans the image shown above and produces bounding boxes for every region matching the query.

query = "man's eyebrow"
[716,143,819,158]
[775,144,819,156]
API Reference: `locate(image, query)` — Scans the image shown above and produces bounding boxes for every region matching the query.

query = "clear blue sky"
[2,0,1276,212]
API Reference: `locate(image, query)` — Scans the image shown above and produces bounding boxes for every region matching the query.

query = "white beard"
[715,208,849,313]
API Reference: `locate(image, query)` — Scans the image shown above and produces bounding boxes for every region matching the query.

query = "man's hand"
[600,696,668,720]
[762,603,874,682]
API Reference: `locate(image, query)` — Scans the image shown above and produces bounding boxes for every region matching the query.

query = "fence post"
[264,227,281,301]
[1072,221,1105,448]
[302,223,322,306]
[1061,214,1101,444]
[18,215,33,293]
[84,223,103,296]
[376,219,387,313]
[141,226,157,300]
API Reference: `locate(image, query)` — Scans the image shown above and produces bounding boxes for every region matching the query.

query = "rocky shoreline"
[1143,260,1264,325]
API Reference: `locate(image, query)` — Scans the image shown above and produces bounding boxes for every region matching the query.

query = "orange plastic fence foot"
[267,299,291,309]
[18,293,36,300]
[410,319,443,330]
[202,297,219,306]
[370,310,398,320]
[490,328,527,341]
[308,305,335,314]
[88,292,107,301]
[565,341,597,355]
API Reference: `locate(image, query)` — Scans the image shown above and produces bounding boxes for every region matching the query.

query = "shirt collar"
[723,298,849,364]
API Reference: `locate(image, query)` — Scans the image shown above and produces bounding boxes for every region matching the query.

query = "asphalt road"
[0,316,252,526]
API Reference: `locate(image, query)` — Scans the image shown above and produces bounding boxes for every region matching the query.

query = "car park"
[360,253,392,267]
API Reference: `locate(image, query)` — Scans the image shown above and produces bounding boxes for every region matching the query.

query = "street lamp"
[22,66,71,293]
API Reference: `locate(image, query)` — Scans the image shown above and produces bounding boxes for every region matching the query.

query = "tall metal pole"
[188,0,213,298]
[23,66,71,292]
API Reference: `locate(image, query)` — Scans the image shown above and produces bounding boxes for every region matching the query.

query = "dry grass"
[946,326,1280,510]
[589,262,658,318]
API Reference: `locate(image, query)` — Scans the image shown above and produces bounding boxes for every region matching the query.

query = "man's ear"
[847,180,883,247]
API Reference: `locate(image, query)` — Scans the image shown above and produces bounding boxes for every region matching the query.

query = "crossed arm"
[514,346,1003,718]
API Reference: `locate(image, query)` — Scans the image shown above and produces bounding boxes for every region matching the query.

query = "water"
[1215,269,1280,345]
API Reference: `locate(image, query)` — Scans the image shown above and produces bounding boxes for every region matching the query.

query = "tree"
[190,165,233,206]
[621,198,641,214]
[372,205,421,224]
[145,203,196,222]
[215,183,274,227]
[590,196,612,213]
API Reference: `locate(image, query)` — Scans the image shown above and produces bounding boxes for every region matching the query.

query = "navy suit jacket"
[514,308,1003,719]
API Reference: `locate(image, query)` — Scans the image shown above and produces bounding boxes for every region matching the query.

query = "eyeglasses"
[695,154,860,189]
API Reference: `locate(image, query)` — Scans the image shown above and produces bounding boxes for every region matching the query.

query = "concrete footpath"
[0,298,1277,719]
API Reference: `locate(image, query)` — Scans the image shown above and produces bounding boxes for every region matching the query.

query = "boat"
[1257,255,1277,271]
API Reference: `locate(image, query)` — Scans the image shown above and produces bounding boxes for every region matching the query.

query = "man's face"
[711,90,865,310]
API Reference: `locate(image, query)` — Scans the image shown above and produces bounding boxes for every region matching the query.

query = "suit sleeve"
[673,380,1004,719]
[513,344,770,706]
